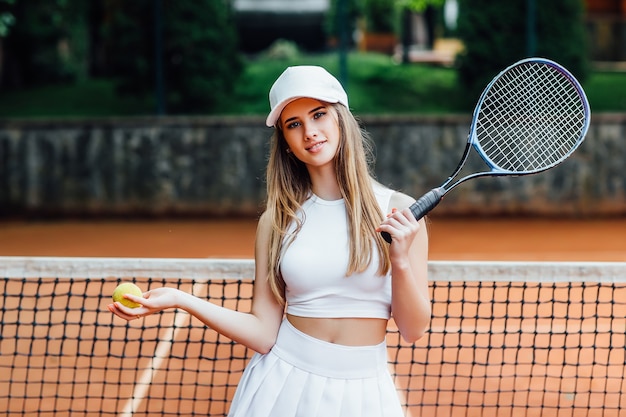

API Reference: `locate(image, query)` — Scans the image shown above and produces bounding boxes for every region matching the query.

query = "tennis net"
[1,257,625,417]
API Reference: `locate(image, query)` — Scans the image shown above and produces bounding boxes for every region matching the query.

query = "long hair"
[265,103,391,305]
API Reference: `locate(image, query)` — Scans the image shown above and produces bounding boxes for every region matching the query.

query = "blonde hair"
[265,103,391,305]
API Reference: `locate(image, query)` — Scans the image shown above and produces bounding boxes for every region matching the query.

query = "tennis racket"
[382,57,590,243]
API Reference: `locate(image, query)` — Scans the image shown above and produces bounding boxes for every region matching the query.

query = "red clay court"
[1,216,626,416]
[1,217,625,261]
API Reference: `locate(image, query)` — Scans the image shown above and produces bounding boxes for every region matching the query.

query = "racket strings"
[485,71,578,168]
[476,62,587,173]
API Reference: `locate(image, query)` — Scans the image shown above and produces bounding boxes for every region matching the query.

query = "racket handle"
[381,187,445,243]
[409,187,446,220]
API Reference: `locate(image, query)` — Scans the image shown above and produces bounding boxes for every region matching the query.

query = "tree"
[0,0,15,38]
[103,0,242,114]
[456,0,589,102]
[1,0,89,88]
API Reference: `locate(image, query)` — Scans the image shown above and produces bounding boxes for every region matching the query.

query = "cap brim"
[265,95,341,127]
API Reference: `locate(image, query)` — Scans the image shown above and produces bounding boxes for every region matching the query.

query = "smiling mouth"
[306,141,326,151]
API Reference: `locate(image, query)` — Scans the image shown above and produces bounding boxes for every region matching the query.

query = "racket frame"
[445,57,590,192]
[382,57,591,243]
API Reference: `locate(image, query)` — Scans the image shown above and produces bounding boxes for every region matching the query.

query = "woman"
[108,65,430,416]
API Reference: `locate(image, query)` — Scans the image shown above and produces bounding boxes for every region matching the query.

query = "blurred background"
[0,0,625,260]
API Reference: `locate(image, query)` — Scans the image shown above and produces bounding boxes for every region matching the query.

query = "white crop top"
[280,183,394,319]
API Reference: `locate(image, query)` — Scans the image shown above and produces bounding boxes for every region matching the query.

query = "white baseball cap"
[265,66,349,127]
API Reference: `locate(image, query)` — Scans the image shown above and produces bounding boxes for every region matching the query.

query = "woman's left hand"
[377,207,421,257]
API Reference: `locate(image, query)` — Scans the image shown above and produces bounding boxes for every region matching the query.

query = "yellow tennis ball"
[112,283,143,308]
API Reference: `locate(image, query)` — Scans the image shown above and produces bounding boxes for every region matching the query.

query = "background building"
[233,0,626,63]
[586,0,626,62]
[233,0,330,53]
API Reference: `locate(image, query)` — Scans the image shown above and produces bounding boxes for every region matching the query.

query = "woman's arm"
[377,192,431,343]
[107,212,284,354]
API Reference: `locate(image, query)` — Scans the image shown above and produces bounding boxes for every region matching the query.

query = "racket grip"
[381,187,445,243]
[409,187,445,220]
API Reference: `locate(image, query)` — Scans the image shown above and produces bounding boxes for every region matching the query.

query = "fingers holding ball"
[112,282,144,309]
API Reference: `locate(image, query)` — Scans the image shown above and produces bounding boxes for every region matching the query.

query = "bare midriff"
[286,314,388,346]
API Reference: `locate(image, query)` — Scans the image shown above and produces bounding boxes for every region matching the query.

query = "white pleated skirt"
[228,319,404,417]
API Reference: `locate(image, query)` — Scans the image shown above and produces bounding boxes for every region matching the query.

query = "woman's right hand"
[107,287,181,321]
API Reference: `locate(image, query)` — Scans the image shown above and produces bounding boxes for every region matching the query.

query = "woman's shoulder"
[371,181,415,212]
[389,190,416,210]
[257,210,273,230]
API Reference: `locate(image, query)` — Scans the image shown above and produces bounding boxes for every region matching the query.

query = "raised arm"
[377,191,431,343]
[108,212,285,354]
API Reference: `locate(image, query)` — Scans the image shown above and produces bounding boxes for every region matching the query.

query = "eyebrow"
[283,106,326,125]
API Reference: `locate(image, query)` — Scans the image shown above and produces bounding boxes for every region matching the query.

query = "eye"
[313,111,326,119]
[286,120,301,129]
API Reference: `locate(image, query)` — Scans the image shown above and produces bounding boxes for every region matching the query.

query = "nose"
[304,123,318,141]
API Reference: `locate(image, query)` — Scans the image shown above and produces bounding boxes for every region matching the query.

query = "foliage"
[262,39,301,61]
[328,0,445,37]
[400,0,445,12]
[0,52,625,118]
[583,71,626,111]
[1,0,89,87]
[360,0,446,34]
[455,0,589,101]
[103,0,242,114]
[0,0,15,37]
[325,0,364,40]
[363,0,398,33]
[190,53,466,115]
